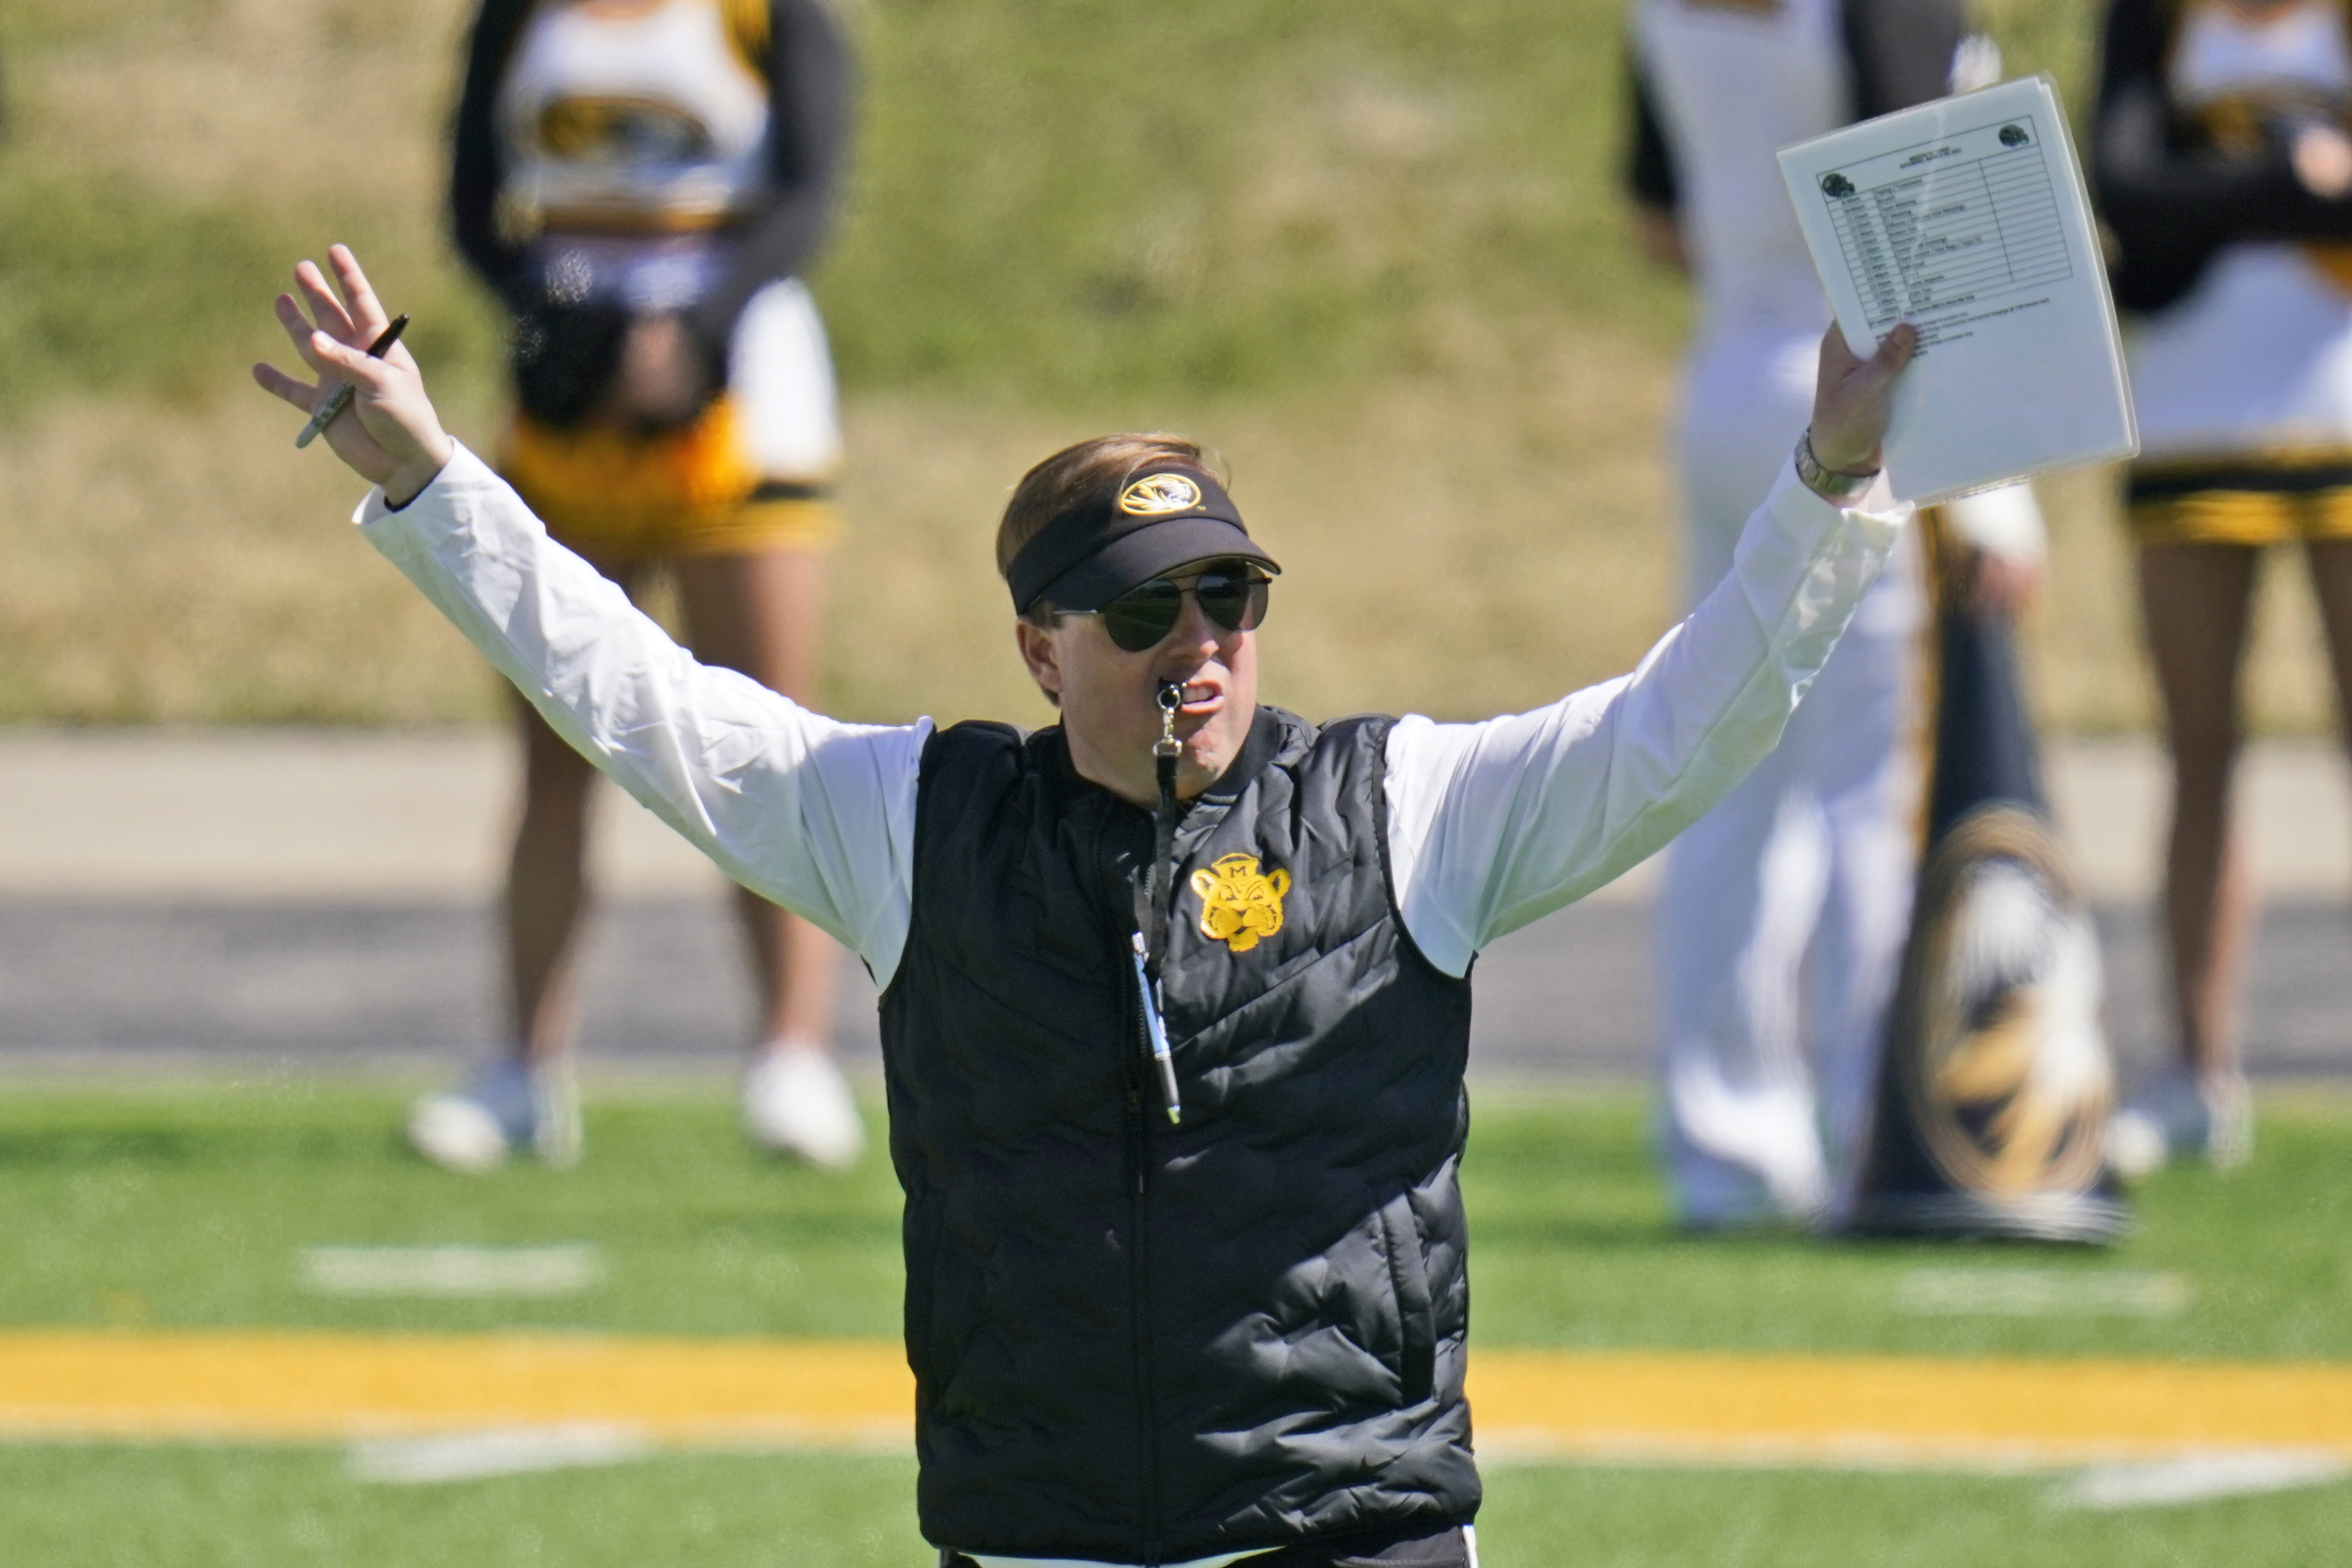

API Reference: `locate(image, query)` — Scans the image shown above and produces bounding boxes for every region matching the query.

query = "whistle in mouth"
[1154,681,1183,757]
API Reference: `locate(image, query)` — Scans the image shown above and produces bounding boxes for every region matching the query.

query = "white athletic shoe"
[407,1059,582,1174]
[2104,1067,2251,1179]
[743,1045,865,1170]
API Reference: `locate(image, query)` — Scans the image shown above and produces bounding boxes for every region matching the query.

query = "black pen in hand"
[296,313,409,449]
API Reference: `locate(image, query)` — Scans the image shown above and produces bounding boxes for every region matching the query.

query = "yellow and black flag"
[1851,513,2129,1244]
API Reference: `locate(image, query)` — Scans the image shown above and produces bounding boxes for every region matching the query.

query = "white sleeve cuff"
[352,442,491,531]
[1765,457,1907,556]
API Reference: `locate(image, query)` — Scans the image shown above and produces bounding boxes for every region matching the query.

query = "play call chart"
[1814,114,2072,335]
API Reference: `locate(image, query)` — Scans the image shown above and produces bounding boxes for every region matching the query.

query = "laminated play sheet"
[1777,74,2137,503]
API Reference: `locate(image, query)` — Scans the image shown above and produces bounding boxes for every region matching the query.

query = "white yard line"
[2050,1450,2350,1510]
[348,1423,651,1484]
[1893,1267,2192,1318]
[299,1245,605,1298]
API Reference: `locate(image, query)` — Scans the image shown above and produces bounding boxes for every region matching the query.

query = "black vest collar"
[1200,706,1284,805]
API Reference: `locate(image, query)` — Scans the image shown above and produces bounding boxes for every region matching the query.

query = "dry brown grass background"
[1,0,2342,734]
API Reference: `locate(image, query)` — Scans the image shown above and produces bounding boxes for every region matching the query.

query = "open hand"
[1808,321,1918,476]
[251,244,453,506]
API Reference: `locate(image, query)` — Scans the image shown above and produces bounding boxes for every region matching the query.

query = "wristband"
[1795,428,1878,501]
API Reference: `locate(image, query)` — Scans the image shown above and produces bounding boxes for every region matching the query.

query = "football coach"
[257,246,1916,1568]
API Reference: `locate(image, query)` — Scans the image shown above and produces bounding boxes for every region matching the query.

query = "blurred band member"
[2095,0,2352,1172]
[1626,0,2047,1226]
[413,0,861,1173]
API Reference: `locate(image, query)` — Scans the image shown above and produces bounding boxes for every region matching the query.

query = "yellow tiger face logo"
[1119,473,1202,515]
[1190,853,1290,953]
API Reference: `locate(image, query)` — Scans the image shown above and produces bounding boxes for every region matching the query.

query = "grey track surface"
[1,893,2340,1085]
[2,733,2346,1087]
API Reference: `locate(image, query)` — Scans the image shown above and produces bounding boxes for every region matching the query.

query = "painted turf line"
[349,1423,651,1484]
[10,1333,2352,1504]
[1478,1440,2351,1510]
[299,1245,605,1298]
[335,1424,2352,1499]
[335,1433,2352,1502]
[1895,1268,2191,1319]
[2050,1451,2350,1510]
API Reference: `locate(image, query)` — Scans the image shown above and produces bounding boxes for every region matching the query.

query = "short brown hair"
[997,434,1217,622]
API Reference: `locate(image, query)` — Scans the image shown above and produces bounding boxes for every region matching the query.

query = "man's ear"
[1015,617,1064,707]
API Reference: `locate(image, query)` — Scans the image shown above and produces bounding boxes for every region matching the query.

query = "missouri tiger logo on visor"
[1191,853,1289,953]
[1119,473,1203,515]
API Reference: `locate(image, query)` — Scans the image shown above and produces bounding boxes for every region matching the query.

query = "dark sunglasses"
[1073,565,1275,653]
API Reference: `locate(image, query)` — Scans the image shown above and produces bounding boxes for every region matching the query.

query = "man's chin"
[1183,706,1257,779]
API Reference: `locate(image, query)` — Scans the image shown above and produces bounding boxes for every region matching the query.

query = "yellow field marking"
[4,1334,2351,1467]
[1470,1350,2352,1467]
[0,1333,908,1447]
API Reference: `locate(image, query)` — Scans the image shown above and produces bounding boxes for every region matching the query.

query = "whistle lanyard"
[1132,682,1184,1125]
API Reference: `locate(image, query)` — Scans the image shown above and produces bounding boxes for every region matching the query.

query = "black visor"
[1006,467,1281,613]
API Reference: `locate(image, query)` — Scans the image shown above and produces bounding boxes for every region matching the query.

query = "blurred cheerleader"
[411,0,863,1173]
[2096,0,2352,1170]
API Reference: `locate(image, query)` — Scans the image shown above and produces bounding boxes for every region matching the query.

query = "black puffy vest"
[879,706,1479,1564]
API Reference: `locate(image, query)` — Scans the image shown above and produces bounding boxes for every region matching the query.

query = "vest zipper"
[1125,955,1163,1562]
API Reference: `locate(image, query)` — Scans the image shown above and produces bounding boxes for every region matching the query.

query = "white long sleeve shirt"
[360,443,1904,993]
[362,443,1899,1568]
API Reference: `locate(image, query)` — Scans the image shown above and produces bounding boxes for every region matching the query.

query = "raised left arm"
[1383,324,1915,975]
[1385,464,1907,975]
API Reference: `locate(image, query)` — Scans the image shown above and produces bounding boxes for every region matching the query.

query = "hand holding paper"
[1778,74,2137,502]
[1811,320,1918,476]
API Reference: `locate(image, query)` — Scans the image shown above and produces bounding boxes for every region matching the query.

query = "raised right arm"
[360,448,925,981]
[252,246,924,985]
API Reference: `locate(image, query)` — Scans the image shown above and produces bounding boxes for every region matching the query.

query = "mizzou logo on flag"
[1895,808,2112,1199]
[1190,853,1289,953]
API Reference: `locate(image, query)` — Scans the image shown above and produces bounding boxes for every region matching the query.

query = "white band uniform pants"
[1654,321,1925,1226]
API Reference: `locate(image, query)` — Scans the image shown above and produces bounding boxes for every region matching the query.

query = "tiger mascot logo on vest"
[1190,853,1290,953]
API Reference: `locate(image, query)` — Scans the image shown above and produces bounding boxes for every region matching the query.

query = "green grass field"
[10,1442,2350,1568]
[3,1082,2350,1565]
